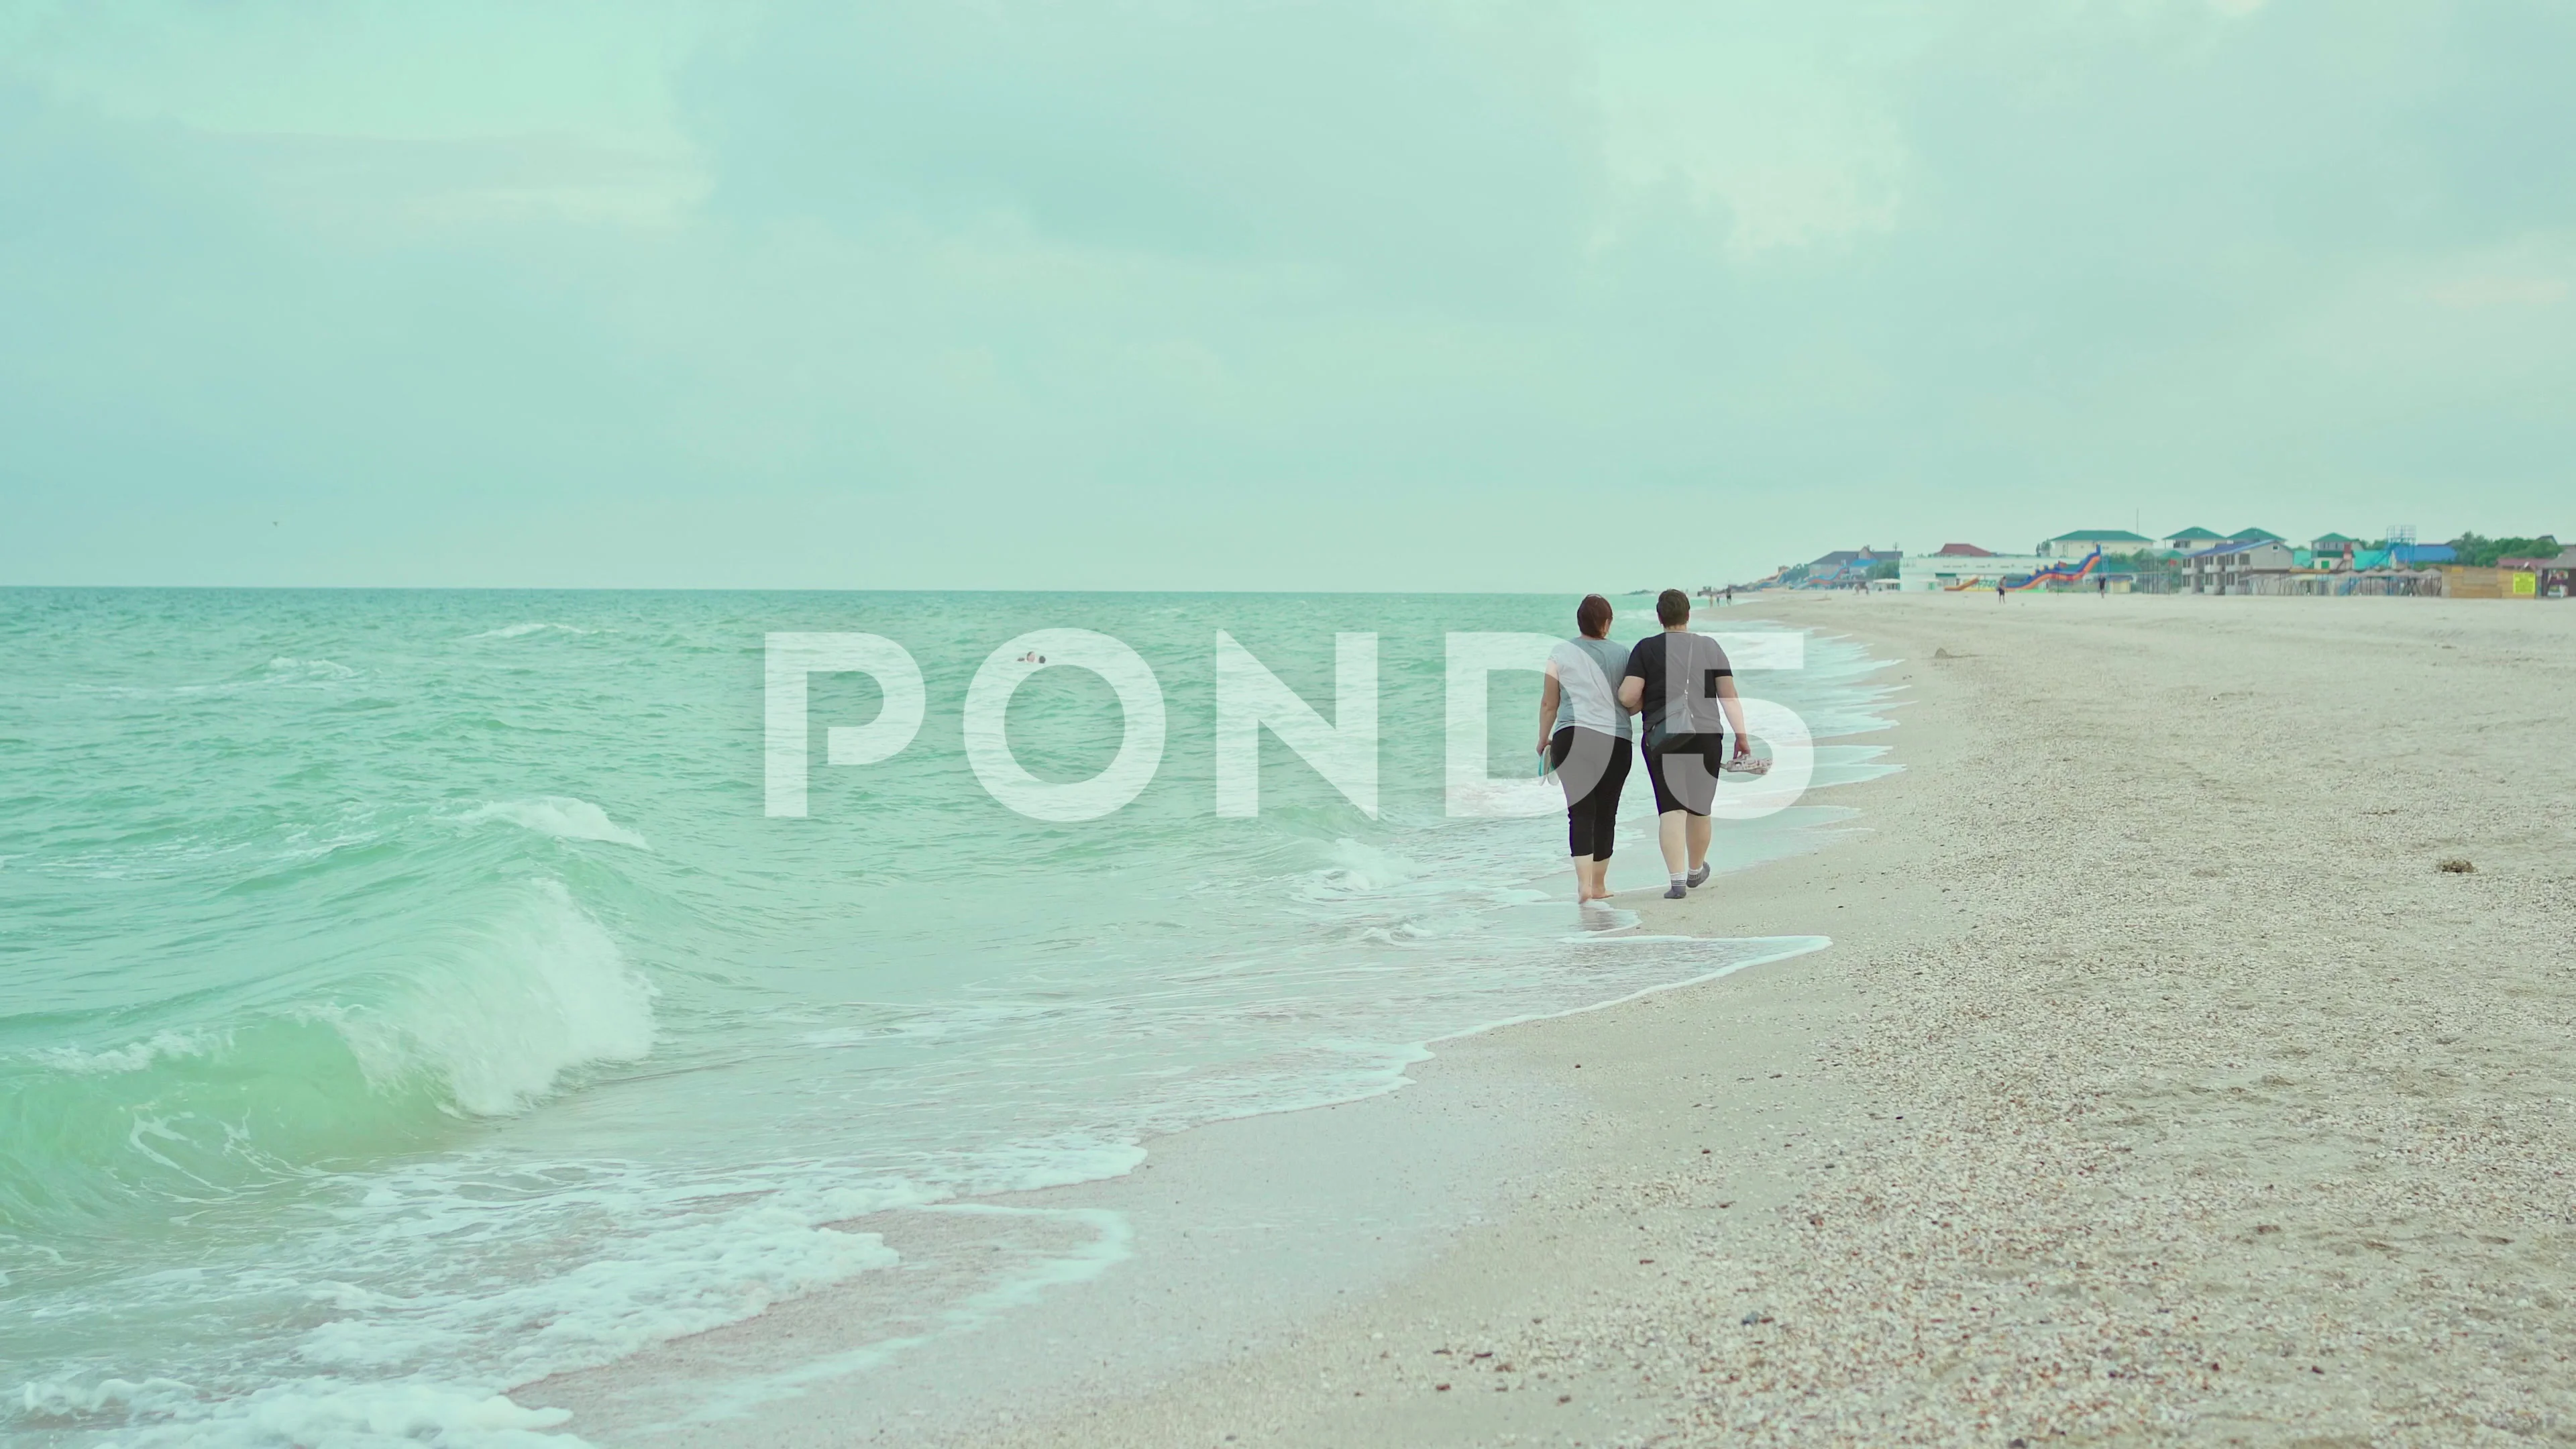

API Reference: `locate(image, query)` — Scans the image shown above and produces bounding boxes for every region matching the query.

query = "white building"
[1896,554,2061,592]
[2187,541,2298,594]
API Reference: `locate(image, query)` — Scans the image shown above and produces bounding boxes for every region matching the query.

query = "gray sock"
[1686,863,1710,888]
[1665,873,1686,899]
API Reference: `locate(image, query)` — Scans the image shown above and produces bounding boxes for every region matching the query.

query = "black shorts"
[1642,734,1724,817]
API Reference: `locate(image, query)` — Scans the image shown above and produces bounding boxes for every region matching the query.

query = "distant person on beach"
[1619,589,1751,900]
[1537,594,1635,904]
[1996,581,2006,602]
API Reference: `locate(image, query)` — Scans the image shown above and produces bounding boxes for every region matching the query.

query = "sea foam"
[332,881,657,1117]
[28,1030,215,1075]
[455,798,649,850]
[21,1377,589,1448]
[472,623,596,639]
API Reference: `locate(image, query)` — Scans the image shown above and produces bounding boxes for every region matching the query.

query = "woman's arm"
[1536,668,1562,753]
[1716,674,1752,756]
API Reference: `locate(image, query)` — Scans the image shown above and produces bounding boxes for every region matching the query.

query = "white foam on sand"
[18,1377,588,1449]
[13,1183,908,1448]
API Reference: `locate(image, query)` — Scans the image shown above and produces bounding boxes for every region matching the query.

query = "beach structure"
[2496,557,2550,598]
[2159,526,2227,553]
[1789,547,1901,590]
[2227,527,2286,543]
[1932,542,1995,557]
[2039,529,2151,559]
[2433,565,2507,599]
[2004,549,2110,592]
[2338,568,2445,597]
[2535,550,2576,599]
[1896,552,2057,592]
[2186,539,2297,593]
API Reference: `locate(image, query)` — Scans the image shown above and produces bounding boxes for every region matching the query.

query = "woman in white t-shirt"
[1534,594,1637,903]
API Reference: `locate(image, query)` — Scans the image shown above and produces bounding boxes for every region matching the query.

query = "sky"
[2,0,2569,590]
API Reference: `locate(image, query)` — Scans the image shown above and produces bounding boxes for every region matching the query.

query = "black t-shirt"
[1623,631,1734,745]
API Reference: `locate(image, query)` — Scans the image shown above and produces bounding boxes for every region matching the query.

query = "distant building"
[2433,566,2508,599]
[2309,532,2363,556]
[2228,527,2286,543]
[1794,547,1900,589]
[2536,550,2576,600]
[2392,543,2456,566]
[1933,542,1995,557]
[1896,553,2058,592]
[2160,526,2227,553]
[2188,540,2298,594]
[2498,553,2564,599]
[2038,529,2153,559]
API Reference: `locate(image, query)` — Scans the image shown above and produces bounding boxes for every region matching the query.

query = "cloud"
[679,0,1609,309]
[2432,276,2569,307]
[2,0,2571,588]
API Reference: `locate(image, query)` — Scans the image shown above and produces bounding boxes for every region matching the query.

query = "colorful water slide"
[2004,548,2106,592]
[1940,575,1986,591]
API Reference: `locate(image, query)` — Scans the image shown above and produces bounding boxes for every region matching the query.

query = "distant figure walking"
[1537,594,1635,904]
[1619,589,1751,900]
[1996,580,2006,602]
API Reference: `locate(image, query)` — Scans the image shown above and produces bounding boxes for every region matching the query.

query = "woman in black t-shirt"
[1617,589,1751,899]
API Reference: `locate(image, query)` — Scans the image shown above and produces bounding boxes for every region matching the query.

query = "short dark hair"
[1656,588,1691,627]
[1575,594,1613,639]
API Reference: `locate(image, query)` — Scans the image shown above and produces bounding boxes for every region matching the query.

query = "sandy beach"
[539,594,2575,1447]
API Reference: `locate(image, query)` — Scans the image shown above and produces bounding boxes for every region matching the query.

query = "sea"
[0,590,1897,1446]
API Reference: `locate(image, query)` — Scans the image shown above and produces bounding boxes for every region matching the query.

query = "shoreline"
[525,924,1849,1446]
[519,618,1898,1444]
[549,594,2575,1446]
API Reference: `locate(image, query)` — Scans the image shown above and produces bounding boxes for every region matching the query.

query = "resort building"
[2160,526,2226,553]
[2308,533,2363,560]
[2038,529,2153,559]
[2187,539,2298,593]
[1896,553,2059,592]
[2228,527,2286,544]
[1794,547,1900,588]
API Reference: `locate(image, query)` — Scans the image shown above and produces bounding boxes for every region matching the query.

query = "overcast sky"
[3,0,2568,590]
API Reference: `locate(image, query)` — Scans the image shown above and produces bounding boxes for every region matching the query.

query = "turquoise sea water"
[0,590,1896,1446]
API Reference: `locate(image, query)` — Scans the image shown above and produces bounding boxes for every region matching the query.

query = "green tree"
[2445,533,2561,567]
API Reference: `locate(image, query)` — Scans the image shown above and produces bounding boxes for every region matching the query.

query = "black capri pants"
[1643,734,1726,818]
[1549,727,1633,861]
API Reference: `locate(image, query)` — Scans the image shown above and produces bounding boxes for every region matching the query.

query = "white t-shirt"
[1546,637,1631,739]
